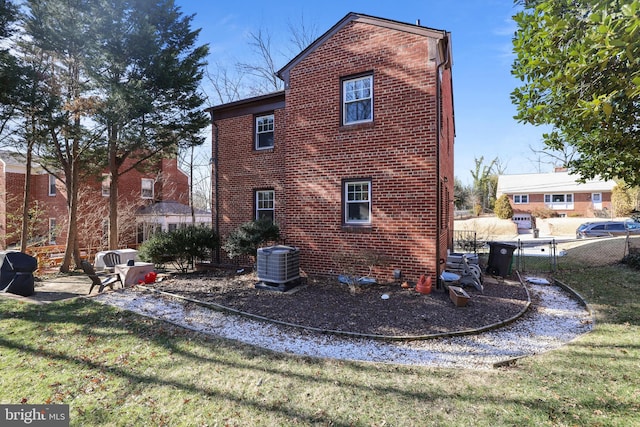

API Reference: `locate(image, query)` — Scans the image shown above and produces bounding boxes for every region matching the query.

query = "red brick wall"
[510,192,612,217]
[1,171,68,247]
[282,21,449,282]
[212,20,455,283]
[0,162,5,248]
[215,109,287,238]
[0,155,189,250]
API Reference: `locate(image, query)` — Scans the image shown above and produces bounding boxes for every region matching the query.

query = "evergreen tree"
[0,0,21,133]
[512,0,640,185]
[89,0,210,249]
[494,194,514,220]
[22,0,209,268]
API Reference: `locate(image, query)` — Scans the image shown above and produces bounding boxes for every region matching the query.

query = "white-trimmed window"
[256,190,275,223]
[513,194,529,204]
[255,114,274,150]
[48,174,56,196]
[141,178,154,199]
[102,174,110,196]
[592,193,602,203]
[343,75,373,125]
[344,180,371,225]
[48,218,57,244]
[545,194,573,203]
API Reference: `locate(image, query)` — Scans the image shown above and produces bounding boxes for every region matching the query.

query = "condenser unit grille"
[257,245,300,284]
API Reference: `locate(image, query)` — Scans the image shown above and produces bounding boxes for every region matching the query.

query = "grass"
[1,247,640,426]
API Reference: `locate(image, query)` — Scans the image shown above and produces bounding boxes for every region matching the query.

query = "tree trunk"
[20,130,34,253]
[108,123,119,250]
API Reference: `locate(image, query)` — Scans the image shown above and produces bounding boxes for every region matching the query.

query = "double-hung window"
[48,174,56,196]
[102,174,110,196]
[344,180,371,225]
[342,75,373,125]
[513,194,528,204]
[256,190,275,223]
[141,178,154,199]
[255,114,274,150]
[48,218,57,244]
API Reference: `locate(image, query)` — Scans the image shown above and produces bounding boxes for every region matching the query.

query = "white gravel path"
[93,282,593,370]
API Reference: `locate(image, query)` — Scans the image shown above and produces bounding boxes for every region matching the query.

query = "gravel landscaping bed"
[93,270,593,369]
[142,270,530,337]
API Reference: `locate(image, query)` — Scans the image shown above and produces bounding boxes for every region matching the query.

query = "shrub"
[622,253,640,270]
[138,225,219,272]
[494,195,513,219]
[223,219,280,260]
[531,206,558,219]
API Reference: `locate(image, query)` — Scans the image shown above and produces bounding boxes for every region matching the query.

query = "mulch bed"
[145,269,530,337]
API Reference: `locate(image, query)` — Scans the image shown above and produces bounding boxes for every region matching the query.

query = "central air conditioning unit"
[256,245,300,291]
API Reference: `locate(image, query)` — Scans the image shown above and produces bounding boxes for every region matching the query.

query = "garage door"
[513,214,532,229]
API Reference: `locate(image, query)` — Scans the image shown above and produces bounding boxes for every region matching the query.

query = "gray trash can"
[486,242,516,277]
[533,228,540,238]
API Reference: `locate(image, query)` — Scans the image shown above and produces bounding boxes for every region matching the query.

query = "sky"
[175,0,551,185]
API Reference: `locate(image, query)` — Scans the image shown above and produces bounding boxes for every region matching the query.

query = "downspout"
[210,112,221,265]
[435,33,450,289]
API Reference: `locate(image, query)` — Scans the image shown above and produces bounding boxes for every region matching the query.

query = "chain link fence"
[452,230,640,274]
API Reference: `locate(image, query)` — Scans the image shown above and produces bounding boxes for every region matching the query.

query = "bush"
[138,225,219,272]
[531,206,558,219]
[622,253,640,270]
[494,195,513,219]
[223,219,280,260]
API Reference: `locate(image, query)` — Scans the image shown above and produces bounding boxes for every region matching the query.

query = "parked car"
[576,220,640,239]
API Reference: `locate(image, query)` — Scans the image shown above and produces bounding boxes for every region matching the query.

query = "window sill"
[342,225,372,233]
[339,122,375,132]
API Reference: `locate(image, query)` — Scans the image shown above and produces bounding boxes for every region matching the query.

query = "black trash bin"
[0,251,38,297]
[486,242,516,277]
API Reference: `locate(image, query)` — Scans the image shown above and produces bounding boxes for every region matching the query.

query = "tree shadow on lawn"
[0,298,464,423]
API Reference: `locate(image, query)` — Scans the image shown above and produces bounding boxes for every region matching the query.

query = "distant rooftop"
[497,171,617,196]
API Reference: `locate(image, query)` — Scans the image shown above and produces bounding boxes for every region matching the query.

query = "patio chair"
[102,251,121,273]
[81,260,121,294]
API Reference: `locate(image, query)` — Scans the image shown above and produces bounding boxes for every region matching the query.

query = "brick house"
[496,169,617,226]
[208,13,455,283]
[0,150,205,250]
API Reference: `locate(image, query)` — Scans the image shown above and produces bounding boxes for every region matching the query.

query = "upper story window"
[141,178,154,199]
[342,75,373,125]
[102,174,110,196]
[256,190,275,223]
[343,179,371,225]
[513,194,529,204]
[255,114,274,150]
[48,174,56,196]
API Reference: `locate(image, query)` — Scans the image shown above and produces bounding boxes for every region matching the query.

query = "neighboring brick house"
[208,12,455,282]
[0,150,203,250]
[496,169,617,226]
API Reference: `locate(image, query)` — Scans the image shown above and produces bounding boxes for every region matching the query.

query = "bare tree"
[527,141,578,172]
[237,28,283,94]
[204,64,246,105]
[287,13,319,52]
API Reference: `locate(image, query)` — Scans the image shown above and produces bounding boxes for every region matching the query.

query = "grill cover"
[0,251,38,297]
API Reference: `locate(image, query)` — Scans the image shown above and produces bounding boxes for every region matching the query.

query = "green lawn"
[1,259,639,426]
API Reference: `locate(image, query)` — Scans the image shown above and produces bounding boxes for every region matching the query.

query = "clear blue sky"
[176,0,550,185]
